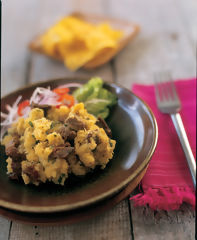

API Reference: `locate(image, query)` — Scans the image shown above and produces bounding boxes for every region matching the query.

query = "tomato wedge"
[53,87,75,108]
[53,88,69,95]
[58,94,75,108]
[18,100,30,116]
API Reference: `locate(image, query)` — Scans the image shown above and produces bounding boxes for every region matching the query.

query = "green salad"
[73,77,117,119]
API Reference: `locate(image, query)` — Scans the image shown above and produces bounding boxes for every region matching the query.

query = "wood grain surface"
[1,0,196,239]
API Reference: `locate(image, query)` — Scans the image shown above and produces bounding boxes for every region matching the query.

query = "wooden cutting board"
[29,12,140,70]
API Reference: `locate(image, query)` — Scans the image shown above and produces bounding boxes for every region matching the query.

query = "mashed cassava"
[2,103,116,186]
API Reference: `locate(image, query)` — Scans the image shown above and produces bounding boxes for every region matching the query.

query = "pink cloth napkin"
[130,78,196,210]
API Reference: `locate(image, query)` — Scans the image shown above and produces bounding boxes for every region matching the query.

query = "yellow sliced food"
[39,16,123,70]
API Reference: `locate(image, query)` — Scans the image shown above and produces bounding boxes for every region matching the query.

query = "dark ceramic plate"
[0,167,147,225]
[0,77,158,213]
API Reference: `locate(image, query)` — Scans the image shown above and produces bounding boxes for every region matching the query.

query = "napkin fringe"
[130,186,195,210]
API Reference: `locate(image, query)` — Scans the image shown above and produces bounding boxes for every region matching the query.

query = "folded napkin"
[130,78,196,210]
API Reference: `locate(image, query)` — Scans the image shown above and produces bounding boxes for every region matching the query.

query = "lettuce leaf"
[73,77,117,118]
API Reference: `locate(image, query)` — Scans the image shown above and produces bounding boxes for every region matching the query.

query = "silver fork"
[154,72,196,189]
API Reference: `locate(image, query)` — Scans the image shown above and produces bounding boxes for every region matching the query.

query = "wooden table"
[1,0,196,239]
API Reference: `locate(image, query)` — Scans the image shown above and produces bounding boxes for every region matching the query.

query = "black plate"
[0,77,158,213]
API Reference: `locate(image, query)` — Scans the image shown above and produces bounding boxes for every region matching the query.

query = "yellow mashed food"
[2,103,116,186]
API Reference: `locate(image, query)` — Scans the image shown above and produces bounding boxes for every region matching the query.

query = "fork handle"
[171,113,196,189]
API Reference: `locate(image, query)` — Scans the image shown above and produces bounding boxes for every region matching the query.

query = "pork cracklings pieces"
[2,103,116,186]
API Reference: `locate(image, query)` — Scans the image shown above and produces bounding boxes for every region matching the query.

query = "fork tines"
[154,72,181,113]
